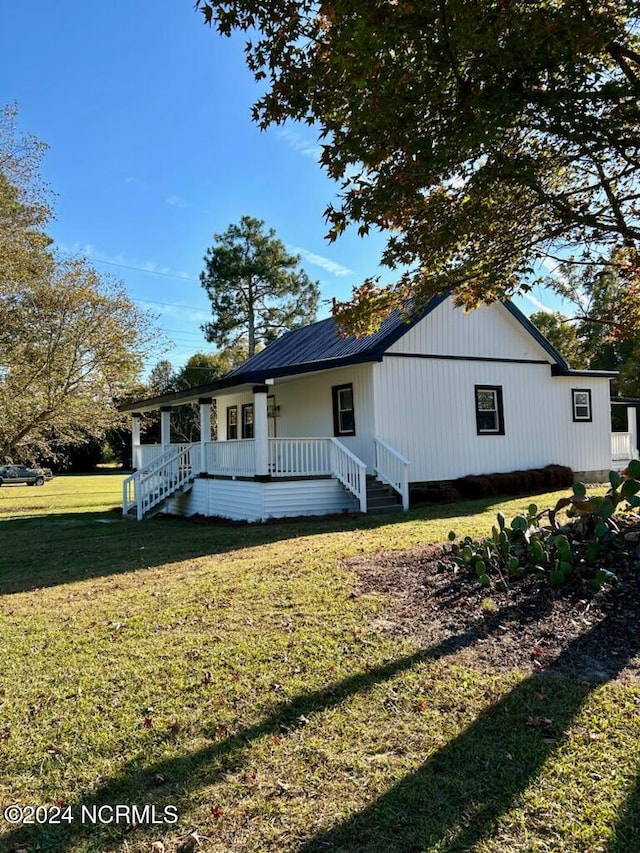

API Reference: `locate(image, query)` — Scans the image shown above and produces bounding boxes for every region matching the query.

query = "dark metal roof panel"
[228,294,448,378]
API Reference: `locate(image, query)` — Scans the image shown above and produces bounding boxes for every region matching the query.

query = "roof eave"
[550,365,618,378]
[118,352,384,413]
[118,373,256,412]
[502,300,571,370]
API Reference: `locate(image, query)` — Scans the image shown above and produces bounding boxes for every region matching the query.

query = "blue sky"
[3,1,556,373]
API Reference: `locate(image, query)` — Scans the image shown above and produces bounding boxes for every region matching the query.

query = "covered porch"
[121,381,409,521]
[611,401,640,471]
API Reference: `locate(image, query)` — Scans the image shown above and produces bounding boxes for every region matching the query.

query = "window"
[242,403,254,439]
[572,389,592,422]
[475,385,504,435]
[332,383,356,436]
[226,405,238,440]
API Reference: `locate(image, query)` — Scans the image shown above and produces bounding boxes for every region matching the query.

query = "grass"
[0,474,638,852]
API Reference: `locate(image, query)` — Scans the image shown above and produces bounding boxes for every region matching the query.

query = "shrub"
[449,461,640,590]
[453,464,572,501]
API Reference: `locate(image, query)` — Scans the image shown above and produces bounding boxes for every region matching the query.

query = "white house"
[120,296,621,521]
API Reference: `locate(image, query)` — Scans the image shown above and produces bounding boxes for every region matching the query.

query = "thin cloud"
[135,300,210,325]
[57,243,199,283]
[290,245,353,277]
[521,290,554,313]
[538,256,589,312]
[166,194,189,208]
[277,127,323,160]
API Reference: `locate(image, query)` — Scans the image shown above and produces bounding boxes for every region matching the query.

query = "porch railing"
[135,443,201,470]
[129,437,368,513]
[612,431,639,461]
[269,437,332,477]
[205,439,256,477]
[374,436,410,511]
[135,444,164,470]
[123,444,197,520]
[330,438,367,512]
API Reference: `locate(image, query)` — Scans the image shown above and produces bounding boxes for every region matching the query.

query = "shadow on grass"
[609,772,640,852]
[1,469,569,610]
[294,611,640,853]
[2,605,638,853]
[0,509,395,596]
[0,489,526,597]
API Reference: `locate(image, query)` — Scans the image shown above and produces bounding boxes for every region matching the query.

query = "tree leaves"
[196,1,640,335]
[0,106,159,462]
[200,216,320,356]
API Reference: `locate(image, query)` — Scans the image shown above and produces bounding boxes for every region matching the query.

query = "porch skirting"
[162,476,358,522]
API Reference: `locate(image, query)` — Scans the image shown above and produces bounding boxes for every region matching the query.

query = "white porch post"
[199,398,212,474]
[131,413,141,470]
[253,385,269,480]
[160,406,171,451]
[628,406,638,458]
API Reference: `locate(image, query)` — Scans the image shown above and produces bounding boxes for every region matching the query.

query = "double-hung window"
[332,383,356,436]
[572,389,592,422]
[226,405,238,440]
[241,403,254,439]
[475,385,505,435]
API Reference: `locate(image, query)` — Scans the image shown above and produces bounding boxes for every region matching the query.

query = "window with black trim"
[242,403,254,439]
[226,405,238,440]
[572,389,592,422]
[332,383,356,436]
[475,385,505,435]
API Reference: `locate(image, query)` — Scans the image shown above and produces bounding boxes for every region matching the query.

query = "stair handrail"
[330,438,367,512]
[373,436,410,511]
[122,443,196,521]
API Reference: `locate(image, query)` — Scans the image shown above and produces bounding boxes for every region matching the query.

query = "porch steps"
[123,479,194,520]
[365,475,403,514]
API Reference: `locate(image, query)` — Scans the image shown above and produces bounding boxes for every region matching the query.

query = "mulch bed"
[346,528,640,683]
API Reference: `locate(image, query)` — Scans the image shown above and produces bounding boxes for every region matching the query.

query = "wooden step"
[365,476,403,514]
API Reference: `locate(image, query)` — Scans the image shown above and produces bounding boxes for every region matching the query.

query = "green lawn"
[1,474,638,852]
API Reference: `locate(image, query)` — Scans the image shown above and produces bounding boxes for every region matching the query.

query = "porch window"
[227,405,238,440]
[242,403,254,439]
[332,383,356,436]
[475,385,504,435]
[572,389,592,422]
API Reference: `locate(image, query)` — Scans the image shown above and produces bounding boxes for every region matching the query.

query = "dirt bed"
[347,540,640,683]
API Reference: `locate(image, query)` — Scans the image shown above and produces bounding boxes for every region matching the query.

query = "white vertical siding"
[374,358,612,481]
[267,365,376,468]
[389,298,554,361]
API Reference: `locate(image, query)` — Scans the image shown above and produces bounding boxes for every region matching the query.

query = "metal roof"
[119,294,614,412]
[227,293,449,380]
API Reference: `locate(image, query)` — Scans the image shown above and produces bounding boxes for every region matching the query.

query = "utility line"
[58,250,200,283]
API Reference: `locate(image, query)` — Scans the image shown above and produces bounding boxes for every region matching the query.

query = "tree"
[197,1,640,336]
[176,344,249,389]
[147,359,178,396]
[548,252,640,398]
[529,311,586,369]
[0,258,156,461]
[139,346,250,444]
[200,216,320,356]
[0,103,53,296]
[0,105,158,462]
